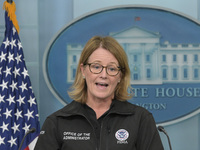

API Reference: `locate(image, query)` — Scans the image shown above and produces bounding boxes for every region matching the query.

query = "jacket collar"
[109,99,136,115]
[56,99,136,117]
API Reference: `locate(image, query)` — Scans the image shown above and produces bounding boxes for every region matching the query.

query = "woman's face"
[81,47,121,102]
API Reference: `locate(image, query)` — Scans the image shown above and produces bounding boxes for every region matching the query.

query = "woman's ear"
[119,72,122,82]
[80,63,85,77]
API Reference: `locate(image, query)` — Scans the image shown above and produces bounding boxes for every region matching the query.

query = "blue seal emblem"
[44,6,200,125]
[115,129,129,141]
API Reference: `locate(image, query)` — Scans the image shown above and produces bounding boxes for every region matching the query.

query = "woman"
[35,36,164,150]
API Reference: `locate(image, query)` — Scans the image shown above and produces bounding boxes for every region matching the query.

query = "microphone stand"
[18,128,36,150]
[158,126,172,150]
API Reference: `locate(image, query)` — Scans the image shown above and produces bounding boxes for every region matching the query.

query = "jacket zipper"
[99,123,103,150]
[80,113,99,150]
[99,114,111,150]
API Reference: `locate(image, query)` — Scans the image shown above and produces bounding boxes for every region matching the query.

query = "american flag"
[0,1,40,150]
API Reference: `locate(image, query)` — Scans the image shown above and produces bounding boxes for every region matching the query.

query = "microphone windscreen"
[158,126,164,132]
[29,128,36,133]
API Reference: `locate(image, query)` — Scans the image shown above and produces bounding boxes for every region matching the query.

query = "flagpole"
[7,0,13,4]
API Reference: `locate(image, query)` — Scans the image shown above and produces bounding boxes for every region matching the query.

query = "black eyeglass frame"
[84,63,122,76]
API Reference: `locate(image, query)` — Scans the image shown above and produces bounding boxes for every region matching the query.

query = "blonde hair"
[68,36,133,103]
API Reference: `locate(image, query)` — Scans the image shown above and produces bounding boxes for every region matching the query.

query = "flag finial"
[7,0,13,4]
[3,0,20,33]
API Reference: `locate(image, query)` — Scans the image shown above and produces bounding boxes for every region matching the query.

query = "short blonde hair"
[68,36,133,103]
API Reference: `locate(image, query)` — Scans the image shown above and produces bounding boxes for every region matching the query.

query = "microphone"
[18,128,36,150]
[158,126,172,150]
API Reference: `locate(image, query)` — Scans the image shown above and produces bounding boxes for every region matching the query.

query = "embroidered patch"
[115,129,129,142]
[40,131,45,134]
[63,132,90,140]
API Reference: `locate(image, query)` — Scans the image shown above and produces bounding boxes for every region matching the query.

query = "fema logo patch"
[115,129,129,144]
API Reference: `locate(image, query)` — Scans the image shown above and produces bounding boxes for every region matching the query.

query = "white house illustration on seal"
[67,26,200,85]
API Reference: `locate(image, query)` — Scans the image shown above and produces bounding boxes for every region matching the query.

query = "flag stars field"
[0,1,40,149]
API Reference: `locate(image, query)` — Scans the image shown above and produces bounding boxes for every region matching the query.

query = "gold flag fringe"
[3,1,20,33]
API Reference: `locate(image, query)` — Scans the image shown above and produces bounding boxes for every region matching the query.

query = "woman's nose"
[100,67,108,78]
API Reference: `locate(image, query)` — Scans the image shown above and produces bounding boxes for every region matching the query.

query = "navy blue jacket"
[34,100,164,150]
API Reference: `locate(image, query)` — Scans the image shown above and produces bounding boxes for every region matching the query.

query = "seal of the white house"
[43,6,200,126]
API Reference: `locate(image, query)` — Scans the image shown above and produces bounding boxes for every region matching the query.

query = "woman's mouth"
[96,83,108,87]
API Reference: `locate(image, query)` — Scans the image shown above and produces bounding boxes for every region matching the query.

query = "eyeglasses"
[85,63,121,76]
